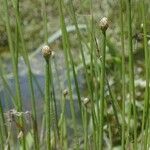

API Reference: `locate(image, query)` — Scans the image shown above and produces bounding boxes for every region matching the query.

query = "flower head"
[42,45,52,60]
[99,17,109,32]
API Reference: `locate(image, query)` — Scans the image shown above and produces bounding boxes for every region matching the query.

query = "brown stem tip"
[99,17,109,32]
[42,45,52,60]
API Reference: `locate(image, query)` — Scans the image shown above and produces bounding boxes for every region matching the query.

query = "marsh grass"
[0,0,150,149]
[141,0,150,149]
[120,0,126,149]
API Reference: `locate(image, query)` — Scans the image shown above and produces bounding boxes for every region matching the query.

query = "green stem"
[83,109,88,150]
[68,1,98,146]
[11,0,40,148]
[3,0,25,149]
[0,98,8,149]
[120,0,126,149]
[58,0,79,149]
[127,0,137,149]
[141,0,149,149]
[43,0,52,149]
[45,59,51,150]
[59,94,68,149]
[99,31,106,150]
[68,0,93,99]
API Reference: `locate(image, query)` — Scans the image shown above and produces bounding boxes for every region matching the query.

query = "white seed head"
[63,89,68,97]
[42,45,51,59]
[99,17,109,32]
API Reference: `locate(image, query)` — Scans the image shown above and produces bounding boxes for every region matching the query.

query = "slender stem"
[83,109,88,150]
[120,0,126,149]
[11,0,40,148]
[3,0,25,149]
[106,78,121,135]
[43,0,48,43]
[127,0,137,149]
[68,0,93,99]
[68,1,98,146]
[141,0,149,149]
[58,0,79,149]
[59,94,68,149]
[45,59,51,150]
[0,66,16,107]
[0,98,8,150]
[68,0,85,113]
[0,126,4,150]
[43,0,52,149]
[99,31,106,150]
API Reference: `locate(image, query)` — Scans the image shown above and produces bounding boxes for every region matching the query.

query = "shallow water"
[0,47,87,121]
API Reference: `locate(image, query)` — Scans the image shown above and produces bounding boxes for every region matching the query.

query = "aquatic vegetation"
[0,0,150,149]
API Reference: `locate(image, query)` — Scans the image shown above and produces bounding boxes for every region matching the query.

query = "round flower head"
[99,17,109,32]
[42,45,51,60]
[63,89,68,97]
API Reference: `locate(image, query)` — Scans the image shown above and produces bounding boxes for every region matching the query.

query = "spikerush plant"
[141,0,150,149]
[0,97,8,150]
[99,17,109,150]
[42,45,52,150]
[11,0,40,148]
[2,0,26,148]
[126,0,137,149]
[1,0,150,149]
[58,0,79,148]
[120,0,126,149]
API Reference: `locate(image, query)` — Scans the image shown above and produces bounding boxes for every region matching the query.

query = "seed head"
[99,17,109,32]
[63,89,68,97]
[82,98,92,108]
[42,45,52,60]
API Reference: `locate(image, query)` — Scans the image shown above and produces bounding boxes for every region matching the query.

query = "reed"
[3,0,25,148]
[42,45,52,150]
[120,0,126,149]
[99,17,108,150]
[127,0,137,149]
[141,0,149,149]
[58,0,79,148]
